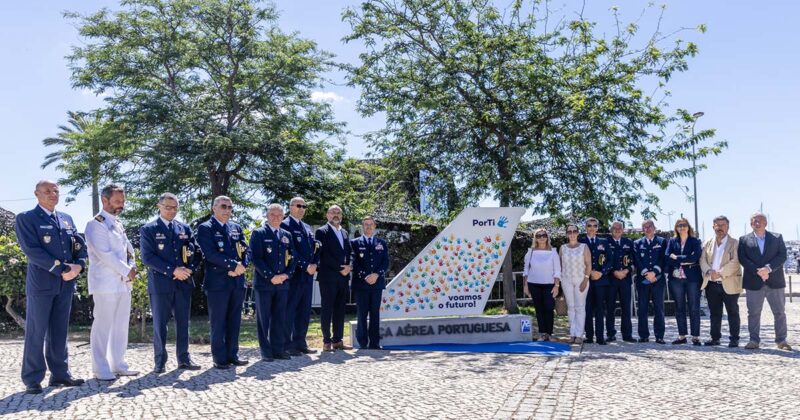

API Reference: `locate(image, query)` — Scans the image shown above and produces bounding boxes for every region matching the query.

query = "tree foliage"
[0,234,28,328]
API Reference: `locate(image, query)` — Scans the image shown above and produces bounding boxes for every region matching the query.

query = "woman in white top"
[559,223,592,344]
[522,228,561,341]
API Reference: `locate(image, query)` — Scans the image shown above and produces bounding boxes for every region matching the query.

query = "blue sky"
[1,1,798,240]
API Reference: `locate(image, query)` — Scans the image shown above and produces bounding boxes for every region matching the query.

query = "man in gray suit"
[737,212,791,350]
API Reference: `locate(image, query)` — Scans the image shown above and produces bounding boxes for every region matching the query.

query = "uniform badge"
[218,241,224,248]
[598,245,605,251]
[359,252,364,258]
[267,247,273,253]
[640,252,645,257]
[296,236,301,242]
[375,244,384,251]
[43,234,51,244]
[54,259,61,266]
[74,242,81,251]
[158,243,165,250]
[281,236,290,244]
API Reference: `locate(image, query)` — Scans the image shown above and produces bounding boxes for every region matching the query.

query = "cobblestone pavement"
[2,302,799,419]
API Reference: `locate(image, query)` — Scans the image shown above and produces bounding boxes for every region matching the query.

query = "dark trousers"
[530,283,555,335]
[705,282,741,341]
[205,287,245,365]
[637,281,666,340]
[150,288,192,368]
[355,288,383,348]
[585,283,608,341]
[22,286,74,386]
[319,279,349,344]
[669,279,701,337]
[606,279,633,339]
[255,289,288,358]
[284,270,314,351]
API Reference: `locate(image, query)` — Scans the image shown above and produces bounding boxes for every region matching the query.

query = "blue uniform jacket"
[249,226,296,291]
[280,217,319,272]
[140,218,198,294]
[608,237,635,283]
[15,206,87,296]
[664,236,703,283]
[197,218,249,291]
[579,236,613,286]
[633,236,667,285]
[351,236,390,291]
[314,224,352,284]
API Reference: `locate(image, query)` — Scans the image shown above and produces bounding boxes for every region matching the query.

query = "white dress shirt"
[711,236,728,272]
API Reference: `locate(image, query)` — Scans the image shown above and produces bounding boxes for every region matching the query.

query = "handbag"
[554,288,567,316]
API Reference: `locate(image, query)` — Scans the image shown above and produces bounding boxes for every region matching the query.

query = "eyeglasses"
[586,224,598,228]
[566,230,579,234]
[294,204,308,209]
[676,224,688,228]
[535,234,548,238]
[217,204,234,210]
[160,205,178,211]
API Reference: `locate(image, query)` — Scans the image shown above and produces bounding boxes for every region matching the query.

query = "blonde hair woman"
[522,228,561,341]
[559,223,592,344]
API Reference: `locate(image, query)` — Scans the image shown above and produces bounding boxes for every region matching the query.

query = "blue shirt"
[756,234,766,255]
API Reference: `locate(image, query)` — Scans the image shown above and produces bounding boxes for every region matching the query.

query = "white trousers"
[91,292,131,377]
[562,276,589,337]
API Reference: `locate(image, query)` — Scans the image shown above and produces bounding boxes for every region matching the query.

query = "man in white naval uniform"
[85,184,139,380]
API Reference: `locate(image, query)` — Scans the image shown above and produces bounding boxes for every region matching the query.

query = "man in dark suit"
[196,196,250,369]
[606,221,636,342]
[249,204,296,361]
[578,217,612,344]
[281,197,319,355]
[140,193,201,373]
[633,219,667,344]
[315,205,353,352]
[15,180,87,394]
[351,216,390,349]
[738,212,791,350]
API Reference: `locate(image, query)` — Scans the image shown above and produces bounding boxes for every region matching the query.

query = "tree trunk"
[91,181,100,216]
[5,296,25,329]
[499,195,519,314]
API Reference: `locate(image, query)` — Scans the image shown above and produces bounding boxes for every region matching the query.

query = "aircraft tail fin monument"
[381,207,525,319]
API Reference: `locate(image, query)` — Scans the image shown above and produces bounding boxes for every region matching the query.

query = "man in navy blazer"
[196,196,250,369]
[578,217,613,345]
[315,205,353,352]
[606,221,636,343]
[281,197,319,355]
[633,219,667,344]
[249,204,296,361]
[351,216,390,349]
[738,212,791,350]
[15,180,86,394]
[140,193,201,373]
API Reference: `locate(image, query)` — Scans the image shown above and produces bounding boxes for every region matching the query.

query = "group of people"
[15,180,388,394]
[523,214,791,352]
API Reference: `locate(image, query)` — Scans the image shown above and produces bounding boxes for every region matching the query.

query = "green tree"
[42,110,130,216]
[66,0,343,223]
[344,0,725,312]
[0,234,27,328]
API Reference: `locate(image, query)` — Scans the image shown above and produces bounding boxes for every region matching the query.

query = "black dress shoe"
[584,338,594,344]
[655,338,666,344]
[597,340,607,345]
[638,338,650,343]
[299,348,317,354]
[368,345,383,350]
[672,338,687,345]
[692,338,702,346]
[728,339,740,348]
[49,377,85,387]
[25,384,43,395]
[230,359,249,366]
[606,335,617,342]
[153,367,166,374]
[286,349,302,356]
[178,362,201,370]
[622,337,637,343]
[273,353,291,360]
[260,357,274,362]
[704,339,721,346]
[213,363,231,370]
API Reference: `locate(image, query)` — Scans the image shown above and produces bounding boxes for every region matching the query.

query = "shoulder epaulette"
[94,214,105,222]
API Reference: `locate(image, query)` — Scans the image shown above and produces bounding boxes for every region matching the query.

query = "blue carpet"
[382,341,570,356]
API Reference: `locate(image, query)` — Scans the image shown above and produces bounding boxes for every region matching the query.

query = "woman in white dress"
[522,228,561,341]
[559,224,592,344]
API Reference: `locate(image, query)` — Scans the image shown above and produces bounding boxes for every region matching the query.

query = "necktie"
[368,237,372,246]
[168,221,173,232]
[274,229,279,237]
[50,212,59,227]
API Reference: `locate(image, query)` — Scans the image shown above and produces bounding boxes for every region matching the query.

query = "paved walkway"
[2,302,800,419]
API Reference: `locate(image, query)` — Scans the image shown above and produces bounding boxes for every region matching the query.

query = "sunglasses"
[566,230,579,234]
[586,224,598,228]
[217,204,234,210]
[676,224,688,228]
[535,234,548,238]
[294,204,308,209]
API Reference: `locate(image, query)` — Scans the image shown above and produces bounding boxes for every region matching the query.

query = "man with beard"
[315,205,353,351]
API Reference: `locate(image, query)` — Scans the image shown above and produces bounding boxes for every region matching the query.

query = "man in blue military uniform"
[140,193,201,373]
[196,196,250,369]
[579,218,613,344]
[15,180,87,394]
[281,197,319,356]
[633,219,667,344]
[250,204,296,361]
[315,205,353,352]
[606,221,636,343]
[351,216,390,350]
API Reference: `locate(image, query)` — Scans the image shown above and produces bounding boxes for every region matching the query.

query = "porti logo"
[472,216,509,228]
